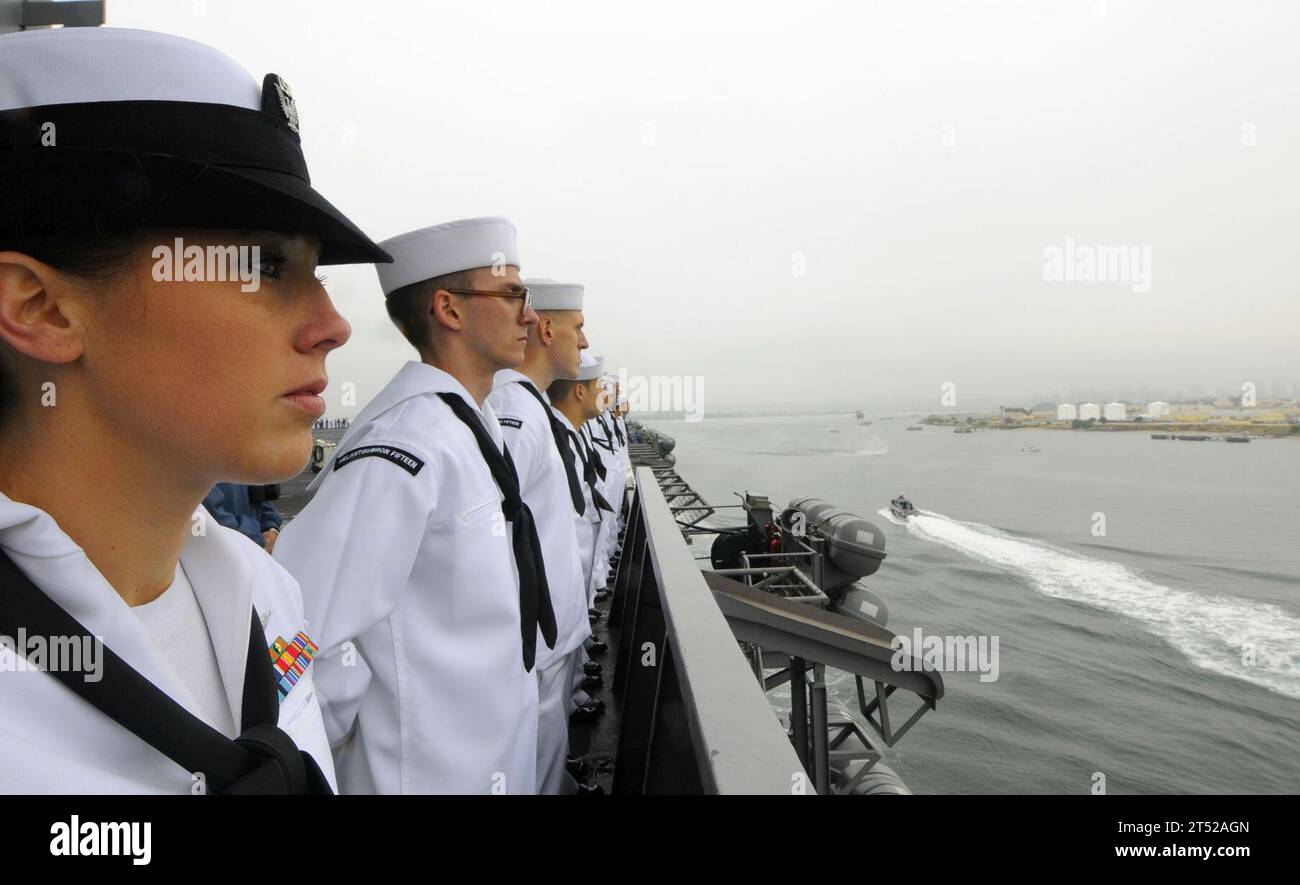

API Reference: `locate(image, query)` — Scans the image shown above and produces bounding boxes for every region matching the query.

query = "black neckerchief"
[596,413,615,448]
[436,393,558,671]
[0,551,333,794]
[565,427,613,513]
[581,424,608,481]
[589,419,614,453]
[515,381,586,515]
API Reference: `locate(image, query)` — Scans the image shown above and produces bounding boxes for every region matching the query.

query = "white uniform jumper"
[608,415,632,560]
[606,412,631,491]
[488,370,591,794]
[274,361,541,794]
[556,411,609,605]
[0,493,336,793]
[586,415,626,584]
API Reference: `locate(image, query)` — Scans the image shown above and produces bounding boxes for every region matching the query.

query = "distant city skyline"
[618,381,1300,420]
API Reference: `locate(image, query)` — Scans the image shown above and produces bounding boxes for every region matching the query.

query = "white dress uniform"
[581,419,608,583]
[612,413,632,504]
[577,422,609,592]
[556,410,605,603]
[0,27,388,796]
[274,361,540,795]
[610,416,632,535]
[488,370,591,793]
[587,415,626,580]
[0,492,336,794]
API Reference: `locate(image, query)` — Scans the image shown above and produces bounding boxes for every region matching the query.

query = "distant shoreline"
[921,417,1299,437]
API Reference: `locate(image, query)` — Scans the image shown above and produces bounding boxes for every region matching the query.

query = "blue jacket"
[202,483,283,548]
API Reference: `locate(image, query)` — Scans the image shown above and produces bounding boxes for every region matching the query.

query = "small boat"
[954,427,973,434]
[855,410,872,426]
[1150,433,1169,440]
[1225,435,1251,443]
[1178,434,1210,441]
[906,425,923,431]
[889,497,917,520]
[1022,445,1040,453]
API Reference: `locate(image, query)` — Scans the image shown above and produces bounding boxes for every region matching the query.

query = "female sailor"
[0,27,390,793]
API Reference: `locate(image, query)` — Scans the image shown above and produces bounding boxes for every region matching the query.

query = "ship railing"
[627,462,719,531]
[606,466,809,795]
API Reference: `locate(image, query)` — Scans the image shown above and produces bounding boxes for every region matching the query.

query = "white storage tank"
[1147,400,1170,419]
[1056,403,1078,421]
[1104,402,1127,421]
[1079,402,1101,421]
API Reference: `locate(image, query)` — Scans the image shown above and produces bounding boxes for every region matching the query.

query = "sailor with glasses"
[275,217,556,794]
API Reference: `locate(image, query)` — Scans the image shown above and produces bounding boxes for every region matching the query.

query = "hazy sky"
[108,0,1300,414]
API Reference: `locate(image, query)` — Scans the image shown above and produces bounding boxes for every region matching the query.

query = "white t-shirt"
[131,563,238,738]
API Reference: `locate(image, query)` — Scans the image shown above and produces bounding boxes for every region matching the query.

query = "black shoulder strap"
[0,549,332,794]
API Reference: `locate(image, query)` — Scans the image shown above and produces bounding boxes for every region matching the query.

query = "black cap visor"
[0,101,391,265]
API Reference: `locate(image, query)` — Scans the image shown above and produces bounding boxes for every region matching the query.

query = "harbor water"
[658,415,1300,794]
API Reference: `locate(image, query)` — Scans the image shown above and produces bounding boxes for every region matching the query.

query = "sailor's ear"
[0,253,88,367]
[429,287,465,331]
[535,313,554,344]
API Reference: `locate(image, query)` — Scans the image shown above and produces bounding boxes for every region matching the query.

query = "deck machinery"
[623,422,943,794]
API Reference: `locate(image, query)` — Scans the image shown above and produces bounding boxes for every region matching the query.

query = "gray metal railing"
[608,467,808,795]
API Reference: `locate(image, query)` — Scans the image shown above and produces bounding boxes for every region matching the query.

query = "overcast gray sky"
[110,0,1300,414]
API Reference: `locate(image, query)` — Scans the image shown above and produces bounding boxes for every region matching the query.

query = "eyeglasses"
[444,286,532,317]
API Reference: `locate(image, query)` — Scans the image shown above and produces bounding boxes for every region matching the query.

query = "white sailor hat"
[375,217,518,296]
[574,352,605,381]
[526,278,584,311]
[0,27,389,265]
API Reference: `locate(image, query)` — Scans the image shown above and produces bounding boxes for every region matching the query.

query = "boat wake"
[877,508,1300,700]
